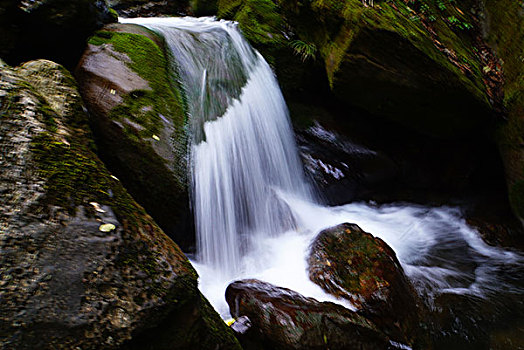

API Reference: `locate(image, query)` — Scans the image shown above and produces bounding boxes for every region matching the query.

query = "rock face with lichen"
[226,279,391,350]
[75,23,194,250]
[0,59,240,350]
[308,223,425,346]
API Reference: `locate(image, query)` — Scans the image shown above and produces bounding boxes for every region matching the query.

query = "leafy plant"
[289,40,317,61]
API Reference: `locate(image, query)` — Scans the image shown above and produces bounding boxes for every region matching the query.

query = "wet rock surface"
[297,121,398,205]
[76,24,194,250]
[308,223,425,345]
[0,60,240,350]
[226,279,392,350]
[431,291,524,350]
[108,0,191,17]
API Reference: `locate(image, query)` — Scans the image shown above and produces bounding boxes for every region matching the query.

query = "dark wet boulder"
[430,291,524,350]
[107,0,216,17]
[483,0,524,225]
[226,279,392,350]
[108,0,191,17]
[0,0,117,68]
[308,223,425,346]
[0,59,240,350]
[296,120,398,205]
[75,24,194,250]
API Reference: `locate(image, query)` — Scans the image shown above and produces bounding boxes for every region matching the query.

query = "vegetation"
[88,30,188,189]
[88,30,185,139]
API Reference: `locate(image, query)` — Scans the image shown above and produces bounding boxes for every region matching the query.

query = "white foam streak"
[121,16,523,319]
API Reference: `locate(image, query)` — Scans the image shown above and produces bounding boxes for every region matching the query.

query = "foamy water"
[120,16,523,320]
[193,196,523,317]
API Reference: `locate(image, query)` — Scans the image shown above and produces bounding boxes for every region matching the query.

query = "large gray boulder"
[0,59,240,350]
[76,24,194,250]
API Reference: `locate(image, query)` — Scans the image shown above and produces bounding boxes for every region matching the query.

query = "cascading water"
[122,17,314,276]
[121,17,523,324]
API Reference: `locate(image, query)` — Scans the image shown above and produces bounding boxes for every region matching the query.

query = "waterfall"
[121,17,523,320]
[122,17,313,276]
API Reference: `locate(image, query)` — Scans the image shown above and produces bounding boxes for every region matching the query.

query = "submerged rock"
[0,60,240,350]
[226,279,391,350]
[76,24,194,250]
[308,223,425,346]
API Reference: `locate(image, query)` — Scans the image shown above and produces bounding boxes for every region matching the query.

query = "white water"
[121,17,523,318]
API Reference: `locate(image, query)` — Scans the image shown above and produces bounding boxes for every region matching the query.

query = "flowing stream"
[120,16,523,325]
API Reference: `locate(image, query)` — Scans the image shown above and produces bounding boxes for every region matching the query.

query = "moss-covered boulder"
[226,279,392,350]
[0,59,240,350]
[0,0,117,68]
[218,0,493,138]
[76,24,194,250]
[483,0,524,224]
[308,223,426,346]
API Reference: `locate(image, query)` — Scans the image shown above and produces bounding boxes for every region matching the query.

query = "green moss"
[89,31,185,135]
[31,132,114,214]
[321,226,391,296]
[218,0,287,63]
[88,30,188,187]
[218,0,488,103]
[108,8,119,21]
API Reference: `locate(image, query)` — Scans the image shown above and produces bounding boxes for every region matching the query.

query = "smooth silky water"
[120,17,523,323]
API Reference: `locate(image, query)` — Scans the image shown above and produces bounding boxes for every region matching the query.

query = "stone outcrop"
[226,279,392,350]
[308,223,425,346]
[76,24,194,249]
[0,59,240,350]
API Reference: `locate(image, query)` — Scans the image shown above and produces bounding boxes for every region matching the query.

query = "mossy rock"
[0,60,240,349]
[484,0,524,224]
[308,223,427,347]
[191,0,218,16]
[218,0,492,138]
[76,24,195,250]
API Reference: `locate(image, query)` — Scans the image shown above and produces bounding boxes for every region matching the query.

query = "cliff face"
[218,0,522,227]
[483,0,524,224]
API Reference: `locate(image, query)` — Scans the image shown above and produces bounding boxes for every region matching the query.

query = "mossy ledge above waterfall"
[0,59,240,350]
[76,23,195,250]
[217,0,493,138]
